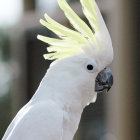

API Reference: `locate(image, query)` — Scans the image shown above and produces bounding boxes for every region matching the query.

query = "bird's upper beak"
[95,67,113,93]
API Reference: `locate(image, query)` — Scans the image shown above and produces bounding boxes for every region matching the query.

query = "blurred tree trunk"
[24,0,35,12]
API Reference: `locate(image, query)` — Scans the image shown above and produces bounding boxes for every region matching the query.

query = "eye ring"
[85,60,97,73]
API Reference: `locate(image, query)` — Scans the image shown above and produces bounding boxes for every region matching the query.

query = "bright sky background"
[0,0,23,27]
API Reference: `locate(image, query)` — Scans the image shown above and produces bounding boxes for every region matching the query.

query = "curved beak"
[95,67,113,93]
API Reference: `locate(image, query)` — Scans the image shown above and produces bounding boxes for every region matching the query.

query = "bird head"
[38,0,114,104]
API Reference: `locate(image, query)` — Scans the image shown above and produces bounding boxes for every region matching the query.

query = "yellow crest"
[37,0,101,60]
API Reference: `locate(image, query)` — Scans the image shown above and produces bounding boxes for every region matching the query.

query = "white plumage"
[2,0,113,139]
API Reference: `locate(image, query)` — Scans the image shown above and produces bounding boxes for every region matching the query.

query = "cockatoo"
[2,0,113,139]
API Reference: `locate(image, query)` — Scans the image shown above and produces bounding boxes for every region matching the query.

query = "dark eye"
[87,64,94,71]
[85,60,97,73]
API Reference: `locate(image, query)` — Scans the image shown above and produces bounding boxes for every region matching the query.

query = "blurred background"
[0,0,139,139]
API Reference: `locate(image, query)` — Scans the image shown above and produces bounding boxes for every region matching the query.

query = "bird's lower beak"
[95,67,113,93]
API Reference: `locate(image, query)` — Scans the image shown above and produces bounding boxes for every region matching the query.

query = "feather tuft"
[38,0,111,60]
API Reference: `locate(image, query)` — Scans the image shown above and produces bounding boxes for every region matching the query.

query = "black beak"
[95,67,113,93]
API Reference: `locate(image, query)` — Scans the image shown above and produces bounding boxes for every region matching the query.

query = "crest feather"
[57,0,96,42]
[38,0,107,60]
[37,35,83,47]
[80,0,99,31]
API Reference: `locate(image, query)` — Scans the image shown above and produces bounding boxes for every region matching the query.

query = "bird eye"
[87,64,94,71]
[85,60,97,73]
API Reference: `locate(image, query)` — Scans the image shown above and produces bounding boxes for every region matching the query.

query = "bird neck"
[32,73,94,113]
[33,81,87,112]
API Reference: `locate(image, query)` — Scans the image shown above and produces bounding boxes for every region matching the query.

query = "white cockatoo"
[2,0,113,139]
